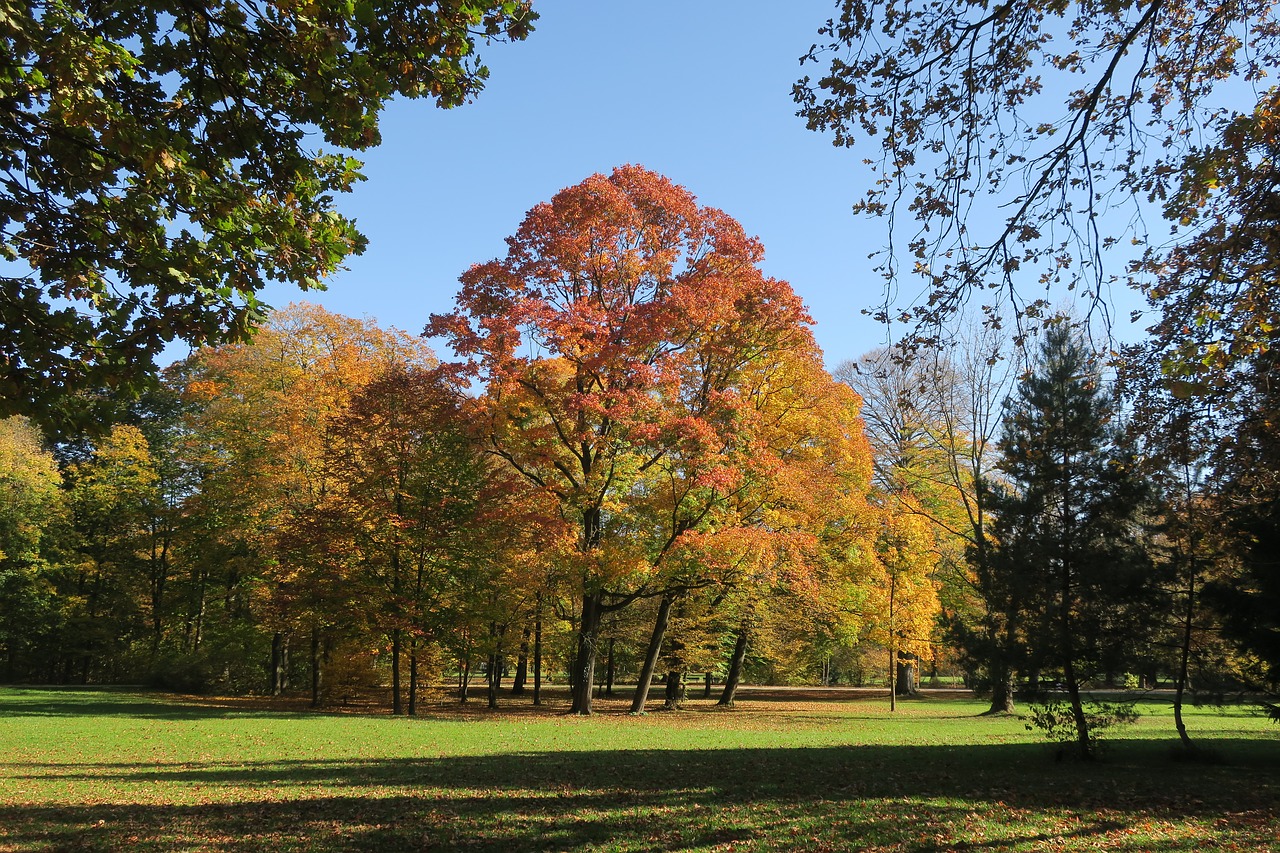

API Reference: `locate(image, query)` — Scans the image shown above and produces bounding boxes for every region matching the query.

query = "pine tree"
[984,325,1156,757]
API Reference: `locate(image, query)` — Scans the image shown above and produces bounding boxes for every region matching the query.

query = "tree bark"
[391,627,403,715]
[985,662,1015,714]
[569,590,604,715]
[408,635,418,716]
[511,626,530,694]
[270,631,286,696]
[717,625,749,707]
[310,626,323,709]
[533,598,543,706]
[604,637,615,697]
[663,670,685,709]
[630,592,674,713]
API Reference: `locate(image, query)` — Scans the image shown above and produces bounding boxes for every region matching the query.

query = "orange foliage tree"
[429,165,835,714]
[180,303,434,695]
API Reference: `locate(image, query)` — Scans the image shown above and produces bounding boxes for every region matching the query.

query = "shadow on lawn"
[3,740,1277,852]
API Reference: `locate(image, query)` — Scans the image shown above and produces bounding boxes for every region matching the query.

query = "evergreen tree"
[1210,343,1280,719]
[983,325,1157,757]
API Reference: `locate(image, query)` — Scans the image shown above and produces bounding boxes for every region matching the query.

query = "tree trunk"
[391,627,403,715]
[533,598,543,706]
[986,662,1015,714]
[703,671,712,698]
[889,645,897,712]
[569,590,604,715]
[310,626,323,709]
[1173,550,1198,748]
[663,670,685,709]
[459,651,472,703]
[511,627,530,695]
[408,635,419,716]
[630,592,674,713]
[895,654,918,696]
[270,631,286,696]
[604,637,615,697]
[717,625,750,707]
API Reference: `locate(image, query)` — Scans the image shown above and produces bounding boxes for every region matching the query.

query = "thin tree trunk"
[889,645,898,712]
[271,631,285,696]
[391,627,403,715]
[630,592,674,713]
[408,635,418,716]
[604,637,615,697]
[1174,544,1198,748]
[460,650,472,703]
[717,625,749,707]
[310,626,323,709]
[703,672,712,698]
[533,598,543,706]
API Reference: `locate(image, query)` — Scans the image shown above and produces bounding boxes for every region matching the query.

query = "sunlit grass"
[0,686,1275,851]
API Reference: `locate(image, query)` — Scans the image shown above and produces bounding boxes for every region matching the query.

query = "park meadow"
[0,685,1276,852]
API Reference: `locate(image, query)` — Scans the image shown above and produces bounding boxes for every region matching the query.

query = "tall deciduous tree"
[987,325,1157,757]
[1,0,535,434]
[430,165,828,715]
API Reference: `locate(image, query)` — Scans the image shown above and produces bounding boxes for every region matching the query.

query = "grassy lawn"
[0,687,1275,851]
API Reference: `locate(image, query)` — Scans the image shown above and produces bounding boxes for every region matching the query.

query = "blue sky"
[254,1,891,372]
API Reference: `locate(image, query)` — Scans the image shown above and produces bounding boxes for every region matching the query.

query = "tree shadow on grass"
[2,739,1276,852]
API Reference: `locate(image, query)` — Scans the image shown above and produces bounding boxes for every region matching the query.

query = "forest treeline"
[1,169,1278,755]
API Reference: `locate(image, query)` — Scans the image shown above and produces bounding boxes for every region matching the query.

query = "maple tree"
[0,0,535,435]
[430,165,842,714]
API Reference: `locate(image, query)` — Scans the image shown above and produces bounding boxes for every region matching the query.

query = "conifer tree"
[983,325,1156,757]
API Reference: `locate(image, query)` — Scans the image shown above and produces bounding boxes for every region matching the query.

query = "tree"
[1207,343,1280,719]
[986,324,1157,757]
[429,165,826,715]
[0,417,65,680]
[838,334,1015,711]
[0,0,535,434]
[794,0,1279,367]
[180,302,432,695]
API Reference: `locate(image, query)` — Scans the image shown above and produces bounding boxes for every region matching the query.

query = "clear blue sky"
[255,1,891,372]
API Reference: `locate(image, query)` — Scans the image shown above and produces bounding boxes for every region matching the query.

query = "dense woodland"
[3,1,1280,760]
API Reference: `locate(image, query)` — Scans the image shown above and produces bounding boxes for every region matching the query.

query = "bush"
[1026,699,1139,758]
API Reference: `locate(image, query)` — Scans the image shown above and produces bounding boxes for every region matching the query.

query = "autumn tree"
[63,425,161,682]
[181,303,433,694]
[0,1,535,434]
[430,165,830,715]
[0,417,65,680]
[795,0,1280,373]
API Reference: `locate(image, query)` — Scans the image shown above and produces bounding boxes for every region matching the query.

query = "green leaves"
[0,0,537,438]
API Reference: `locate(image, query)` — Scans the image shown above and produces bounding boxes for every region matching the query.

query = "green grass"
[0,687,1276,851]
